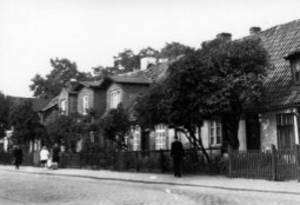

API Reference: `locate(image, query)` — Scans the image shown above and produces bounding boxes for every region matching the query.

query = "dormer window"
[110,89,121,109]
[293,59,300,83]
[60,100,66,115]
[285,50,300,84]
[83,95,89,115]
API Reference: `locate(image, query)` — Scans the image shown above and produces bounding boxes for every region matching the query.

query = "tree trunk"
[222,114,240,150]
[189,128,210,163]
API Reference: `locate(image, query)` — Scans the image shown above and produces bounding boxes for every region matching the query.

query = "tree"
[30,58,92,98]
[138,47,159,58]
[160,42,194,60]
[113,49,140,73]
[9,100,46,145]
[135,36,269,161]
[0,92,9,138]
[134,83,169,129]
[100,104,130,150]
[135,51,214,162]
[46,114,82,152]
[199,37,270,150]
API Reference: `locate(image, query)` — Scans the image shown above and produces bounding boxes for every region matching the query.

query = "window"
[83,95,89,115]
[60,100,66,115]
[209,120,222,146]
[276,113,295,150]
[131,125,141,151]
[110,90,121,109]
[291,59,300,83]
[155,124,167,150]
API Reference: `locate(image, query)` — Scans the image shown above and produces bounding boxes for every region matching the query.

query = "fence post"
[295,145,300,182]
[228,145,233,177]
[135,151,140,171]
[271,144,277,181]
[159,149,166,173]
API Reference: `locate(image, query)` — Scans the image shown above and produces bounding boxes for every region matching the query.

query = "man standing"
[51,143,60,169]
[171,136,184,177]
[13,145,23,169]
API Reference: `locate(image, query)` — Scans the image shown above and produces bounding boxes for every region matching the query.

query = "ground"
[0,170,300,205]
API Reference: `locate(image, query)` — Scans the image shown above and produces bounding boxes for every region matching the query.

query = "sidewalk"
[0,165,300,195]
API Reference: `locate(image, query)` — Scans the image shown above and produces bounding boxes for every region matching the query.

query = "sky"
[1,0,300,98]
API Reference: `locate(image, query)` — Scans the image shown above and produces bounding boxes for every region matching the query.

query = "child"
[40,146,49,168]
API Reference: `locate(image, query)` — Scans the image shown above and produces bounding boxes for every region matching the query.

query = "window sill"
[209,144,222,148]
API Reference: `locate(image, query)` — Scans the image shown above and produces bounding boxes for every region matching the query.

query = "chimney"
[140,57,157,71]
[216,32,232,41]
[249,27,261,35]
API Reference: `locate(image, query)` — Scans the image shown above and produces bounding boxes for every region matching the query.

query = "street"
[0,170,300,205]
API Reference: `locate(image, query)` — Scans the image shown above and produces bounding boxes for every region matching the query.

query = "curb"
[1,168,300,196]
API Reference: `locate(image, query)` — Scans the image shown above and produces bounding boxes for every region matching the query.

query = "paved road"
[0,170,300,205]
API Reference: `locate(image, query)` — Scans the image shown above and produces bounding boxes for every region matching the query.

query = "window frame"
[60,99,67,115]
[292,59,300,84]
[131,125,141,151]
[276,113,295,150]
[110,89,121,109]
[155,124,167,150]
[209,120,222,146]
[83,95,89,115]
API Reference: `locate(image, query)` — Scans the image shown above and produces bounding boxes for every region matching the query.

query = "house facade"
[37,19,300,153]
[123,20,300,153]
[255,20,300,151]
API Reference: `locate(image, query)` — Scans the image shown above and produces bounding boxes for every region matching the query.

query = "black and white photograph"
[1,0,300,204]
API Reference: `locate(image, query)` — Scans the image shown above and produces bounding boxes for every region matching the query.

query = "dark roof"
[110,75,152,84]
[41,96,59,111]
[7,96,50,112]
[112,62,169,85]
[256,19,300,109]
[32,98,51,112]
[79,81,103,87]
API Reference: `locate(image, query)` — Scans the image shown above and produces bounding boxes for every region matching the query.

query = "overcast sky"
[1,0,300,97]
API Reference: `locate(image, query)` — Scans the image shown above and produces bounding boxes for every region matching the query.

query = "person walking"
[51,143,60,169]
[40,146,49,168]
[171,136,184,177]
[12,145,23,169]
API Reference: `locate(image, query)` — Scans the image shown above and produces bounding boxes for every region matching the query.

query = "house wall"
[77,87,94,115]
[58,88,69,114]
[127,118,249,152]
[42,107,59,126]
[69,94,78,115]
[238,119,247,151]
[202,121,210,148]
[259,108,298,150]
[118,83,149,110]
[106,83,123,110]
[93,88,107,116]
[106,83,149,110]
[260,111,277,150]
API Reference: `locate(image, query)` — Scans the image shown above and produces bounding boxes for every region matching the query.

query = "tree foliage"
[199,37,270,149]
[46,114,83,151]
[30,58,92,98]
[100,104,130,150]
[135,36,270,159]
[0,92,9,138]
[160,42,194,60]
[113,49,140,73]
[9,100,46,144]
[135,51,214,161]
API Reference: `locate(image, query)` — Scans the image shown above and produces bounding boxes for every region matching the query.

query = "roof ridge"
[260,18,300,35]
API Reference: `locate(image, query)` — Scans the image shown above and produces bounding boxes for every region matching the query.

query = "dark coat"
[13,148,23,165]
[52,147,60,163]
[171,141,184,160]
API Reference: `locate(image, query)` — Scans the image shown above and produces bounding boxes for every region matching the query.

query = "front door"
[246,114,261,150]
[277,113,295,150]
